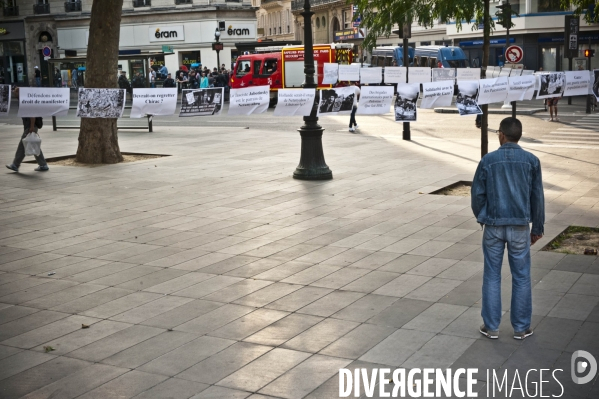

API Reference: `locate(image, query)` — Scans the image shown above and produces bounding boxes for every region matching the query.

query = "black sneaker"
[514,328,534,340]
[5,164,18,172]
[34,166,49,172]
[479,324,498,339]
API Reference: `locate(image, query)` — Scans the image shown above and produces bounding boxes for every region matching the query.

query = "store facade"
[0,21,27,85]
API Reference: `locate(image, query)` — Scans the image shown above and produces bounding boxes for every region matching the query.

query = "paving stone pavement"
[1,121,598,399]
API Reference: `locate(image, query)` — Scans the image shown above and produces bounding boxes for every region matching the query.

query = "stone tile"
[177,342,273,384]
[372,274,431,298]
[367,298,433,328]
[348,251,401,270]
[441,307,485,339]
[320,323,396,359]
[568,274,599,296]
[452,339,516,372]
[115,268,189,291]
[0,345,22,360]
[436,260,482,281]
[265,286,333,312]
[217,348,311,393]
[21,283,108,310]
[531,288,563,316]
[234,283,303,308]
[554,254,596,273]
[267,244,323,262]
[0,279,79,305]
[209,308,289,341]
[377,254,429,273]
[381,238,429,254]
[142,272,215,294]
[173,275,245,299]
[402,334,476,369]
[531,317,583,351]
[435,243,480,260]
[224,258,284,278]
[145,248,212,268]
[322,249,375,267]
[68,262,140,283]
[259,354,352,399]
[110,295,194,324]
[406,258,458,277]
[405,277,462,302]
[359,328,436,367]
[408,240,455,257]
[77,370,168,399]
[50,287,134,314]
[203,279,274,303]
[0,350,55,381]
[132,378,208,399]
[190,386,251,399]
[175,304,255,335]
[339,271,400,293]
[0,305,39,326]
[244,313,322,347]
[81,292,163,319]
[138,336,236,376]
[67,325,164,362]
[253,261,313,282]
[439,279,483,307]
[531,251,566,269]
[403,303,468,333]
[331,294,398,323]
[501,344,562,372]
[0,310,70,342]
[565,321,599,355]
[197,255,262,275]
[548,294,599,320]
[282,318,359,354]
[310,267,369,289]
[297,291,365,317]
[534,270,582,293]
[281,264,341,285]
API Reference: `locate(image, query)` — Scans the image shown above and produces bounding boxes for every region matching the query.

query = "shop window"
[237,60,251,76]
[181,51,201,69]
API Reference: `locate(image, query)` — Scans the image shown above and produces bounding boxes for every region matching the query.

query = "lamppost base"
[293,125,332,180]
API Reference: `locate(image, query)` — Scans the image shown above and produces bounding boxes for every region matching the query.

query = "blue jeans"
[36,77,41,87]
[482,225,532,333]
[13,128,47,168]
[349,105,357,128]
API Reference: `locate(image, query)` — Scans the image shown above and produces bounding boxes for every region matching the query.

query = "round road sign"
[42,46,51,57]
[505,45,523,64]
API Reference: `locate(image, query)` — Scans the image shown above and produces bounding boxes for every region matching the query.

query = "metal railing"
[132,0,151,7]
[2,6,19,16]
[291,0,342,11]
[64,1,82,12]
[33,3,50,14]
[174,0,192,4]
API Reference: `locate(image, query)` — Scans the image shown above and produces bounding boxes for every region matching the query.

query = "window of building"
[269,28,272,35]
[322,17,326,27]
[530,0,559,13]
[316,18,320,28]
[343,9,352,29]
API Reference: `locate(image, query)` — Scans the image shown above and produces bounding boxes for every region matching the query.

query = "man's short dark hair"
[499,117,522,142]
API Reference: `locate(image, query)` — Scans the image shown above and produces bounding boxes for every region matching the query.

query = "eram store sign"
[223,24,255,38]
[148,25,185,42]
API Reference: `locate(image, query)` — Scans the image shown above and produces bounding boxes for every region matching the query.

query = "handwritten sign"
[338,64,360,81]
[274,89,315,117]
[408,67,431,83]
[228,85,270,116]
[456,68,481,81]
[18,88,69,117]
[506,75,536,102]
[130,88,177,118]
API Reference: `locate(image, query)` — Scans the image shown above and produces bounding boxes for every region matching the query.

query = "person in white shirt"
[349,82,361,132]
[149,69,156,88]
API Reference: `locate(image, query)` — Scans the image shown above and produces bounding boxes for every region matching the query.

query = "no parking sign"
[505,45,523,64]
[42,46,51,60]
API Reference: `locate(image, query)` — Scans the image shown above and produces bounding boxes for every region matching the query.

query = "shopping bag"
[22,132,42,156]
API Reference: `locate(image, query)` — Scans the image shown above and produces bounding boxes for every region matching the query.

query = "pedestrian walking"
[547,96,560,122]
[349,82,360,132]
[149,69,156,88]
[6,87,49,173]
[471,117,544,341]
[54,68,62,88]
[34,66,41,87]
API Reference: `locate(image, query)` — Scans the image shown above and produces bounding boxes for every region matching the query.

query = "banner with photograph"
[0,85,11,116]
[228,85,270,116]
[536,72,566,100]
[338,65,360,81]
[456,68,481,81]
[77,88,125,118]
[506,75,536,102]
[432,68,455,82]
[318,86,356,115]
[356,86,393,115]
[592,70,599,100]
[274,89,316,116]
[384,67,406,84]
[130,88,177,118]
[17,88,69,117]
[476,77,508,105]
[323,63,339,84]
[394,83,420,122]
[456,80,482,116]
[179,88,224,117]
[408,67,432,83]
[563,71,591,97]
[420,81,454,109]
[360,67,382,84]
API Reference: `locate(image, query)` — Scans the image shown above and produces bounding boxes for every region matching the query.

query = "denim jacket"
[471,143,545,235]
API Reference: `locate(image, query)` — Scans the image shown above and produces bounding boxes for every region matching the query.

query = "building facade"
[253,0,295,42]
[1,0,257,86]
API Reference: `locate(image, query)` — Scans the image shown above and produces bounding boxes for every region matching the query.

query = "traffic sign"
[505,45,523,63]
[42,46,51,57]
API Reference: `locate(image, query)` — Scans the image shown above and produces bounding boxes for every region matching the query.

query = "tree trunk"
[76,0,124,164]
[480,0,490,158]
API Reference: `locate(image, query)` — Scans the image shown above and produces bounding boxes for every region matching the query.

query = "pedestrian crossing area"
[540,114,599,147]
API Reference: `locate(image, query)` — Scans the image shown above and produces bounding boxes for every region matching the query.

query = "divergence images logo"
[571,350,597,385]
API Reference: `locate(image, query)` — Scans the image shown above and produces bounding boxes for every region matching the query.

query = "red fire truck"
[230,43,353,106]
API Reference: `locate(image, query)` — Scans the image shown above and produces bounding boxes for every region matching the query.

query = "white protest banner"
[323,63,339,84]
[130,88,177,118]
[179,88,224,117]
[228,85,270,116]
[506,75,536,102]
[274,89,316,116]
[408,67,431,83]
[18,88,69,117]
[338,64,360,81]
[0,85,11,116]
[456,80,482,116]
[360,67,382,84]
[592,70,599,100]
[456,68,481,81]
[476,77,509,105]
[77,88,125,118]
[318,86,356,115]
[432,68,455,82]
[563,71,591,97]
[420,81,454,109]
[356,86,393,115]
[395,83,420,122]
[384,67,406,84]
[536,72,566,100]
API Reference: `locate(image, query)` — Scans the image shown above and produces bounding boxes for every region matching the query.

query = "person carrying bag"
[6,87,49,172]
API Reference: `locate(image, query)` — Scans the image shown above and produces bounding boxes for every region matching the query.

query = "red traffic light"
[584,49,595,57]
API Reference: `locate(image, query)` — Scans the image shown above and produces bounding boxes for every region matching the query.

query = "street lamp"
[293,0,332,180]
[213,29,222,69]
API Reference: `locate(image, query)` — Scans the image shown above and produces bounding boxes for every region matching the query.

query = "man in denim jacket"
[471,117,544,340]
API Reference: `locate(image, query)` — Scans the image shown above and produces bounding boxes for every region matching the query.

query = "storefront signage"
[459,38,515,47]
[226,25,251,36]
[148,25,185,42]
[334,28,364,41]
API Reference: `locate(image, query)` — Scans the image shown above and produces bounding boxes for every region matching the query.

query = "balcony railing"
[2,6,19,17]
[33,3,50,14]
[291,0,342,11]
[133,0,151,7]
[65,1,82,12]
[175,0,192,4]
